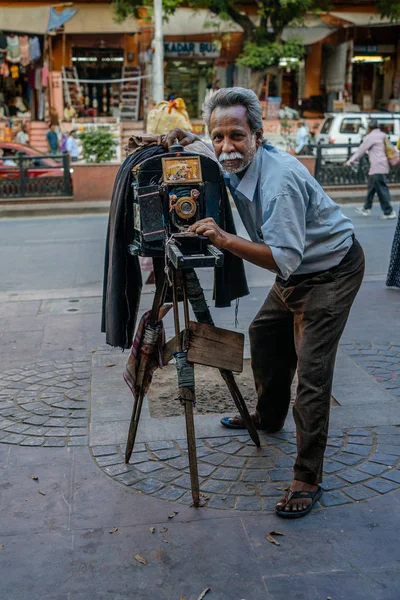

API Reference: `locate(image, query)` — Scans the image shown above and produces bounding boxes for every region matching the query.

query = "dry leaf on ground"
[160,527,168,533]
[266,534,280,546]
[105,363,116,368]
[38,490,46,496]
[109,527,118,534]
[134,554,147,565]
[0,544,4,550]
[149,527,155,533]
[148,458,158,462]
[29,474,39,481]
[197,588,210,600]
[162,539,168,543]
[269,531,284,537]
[168,511,179,519]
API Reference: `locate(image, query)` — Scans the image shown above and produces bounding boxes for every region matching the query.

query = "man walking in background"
[345,120,396,220]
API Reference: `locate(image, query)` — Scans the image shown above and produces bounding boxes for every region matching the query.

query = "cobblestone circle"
[342,341,400,398]
[0,358,90,447]
[92,426,400,511]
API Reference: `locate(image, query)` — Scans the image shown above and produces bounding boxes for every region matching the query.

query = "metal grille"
[0,153,73,199]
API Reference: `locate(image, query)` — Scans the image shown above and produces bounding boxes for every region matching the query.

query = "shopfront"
[164,40,221,118]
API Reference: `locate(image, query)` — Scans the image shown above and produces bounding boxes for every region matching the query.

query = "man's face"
[209,105,261,174]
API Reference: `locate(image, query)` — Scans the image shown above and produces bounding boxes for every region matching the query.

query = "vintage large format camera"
[128,146,224,269]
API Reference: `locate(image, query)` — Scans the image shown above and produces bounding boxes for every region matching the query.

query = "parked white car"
[316,112,400,162]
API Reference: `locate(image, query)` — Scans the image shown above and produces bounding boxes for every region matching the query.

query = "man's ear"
[255,129,263,147]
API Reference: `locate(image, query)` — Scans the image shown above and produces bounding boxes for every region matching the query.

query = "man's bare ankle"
[291,480,319,491]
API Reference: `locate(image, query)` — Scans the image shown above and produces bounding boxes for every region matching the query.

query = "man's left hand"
[189,218,230,249]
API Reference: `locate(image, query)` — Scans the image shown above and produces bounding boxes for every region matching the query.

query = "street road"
[0,202,398,296]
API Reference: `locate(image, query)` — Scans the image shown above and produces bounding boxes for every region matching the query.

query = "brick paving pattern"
[92,426,400,511]
[0,358,90,447]
[341,341,400,398]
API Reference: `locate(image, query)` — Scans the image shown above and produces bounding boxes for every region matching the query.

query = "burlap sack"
[146,99,192,135]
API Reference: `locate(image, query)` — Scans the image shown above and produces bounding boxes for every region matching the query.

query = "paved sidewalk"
[0,209,400,599]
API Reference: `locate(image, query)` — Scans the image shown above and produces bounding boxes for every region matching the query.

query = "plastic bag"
[384,136,400,167]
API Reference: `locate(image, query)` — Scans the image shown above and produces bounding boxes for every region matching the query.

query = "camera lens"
[180,201,193,215]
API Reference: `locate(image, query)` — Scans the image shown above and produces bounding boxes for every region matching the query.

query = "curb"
[0,201,110,218]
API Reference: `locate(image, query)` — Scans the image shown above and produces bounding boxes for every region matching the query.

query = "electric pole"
[153,0,164,104]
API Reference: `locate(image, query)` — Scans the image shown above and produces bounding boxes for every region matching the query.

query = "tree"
[113,0,400,95]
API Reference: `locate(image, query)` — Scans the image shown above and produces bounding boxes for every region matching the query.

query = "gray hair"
[202,87,263,134]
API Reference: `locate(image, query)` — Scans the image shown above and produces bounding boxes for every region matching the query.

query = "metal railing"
[0,153,73,199]
[314,141,400,187]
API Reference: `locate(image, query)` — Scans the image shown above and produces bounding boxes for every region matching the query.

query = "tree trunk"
[249,70,267,98]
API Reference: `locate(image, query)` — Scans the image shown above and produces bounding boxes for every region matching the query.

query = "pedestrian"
[387,213,400,288]
[63,102,76,122]
[295,120,309,155]
[16,122,29,145]
[345,120,397,219]
[65,130,79,161]
[46,123,59,155]
[164,87,365,518]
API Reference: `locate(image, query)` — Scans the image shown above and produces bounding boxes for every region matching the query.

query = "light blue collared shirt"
[225,145,354,280]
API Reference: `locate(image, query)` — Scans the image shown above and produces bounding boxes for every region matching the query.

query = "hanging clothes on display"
[29,36,41,63]
[6,35,21,64]
[19,36,30,67]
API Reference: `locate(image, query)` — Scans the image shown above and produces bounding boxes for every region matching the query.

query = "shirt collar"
[225,146,262,202]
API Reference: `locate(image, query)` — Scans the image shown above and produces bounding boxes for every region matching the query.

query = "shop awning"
[63,3,138,34]
[162,8,244,35]
[0,6,50,34]
[328,12,396,27]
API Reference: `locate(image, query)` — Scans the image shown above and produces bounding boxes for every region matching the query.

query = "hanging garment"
[35,67,42,90]
[0,62,9,78]
[6,35,21,64]
[19,36,30,66]
[29,37,41,63]
[41,62,49,88]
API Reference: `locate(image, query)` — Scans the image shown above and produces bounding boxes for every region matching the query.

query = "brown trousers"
[249,239,365,484]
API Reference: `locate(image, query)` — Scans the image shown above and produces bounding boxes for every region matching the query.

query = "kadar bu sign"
[163,41,220,58]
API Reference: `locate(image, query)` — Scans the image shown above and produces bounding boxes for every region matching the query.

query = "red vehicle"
[0,141,64,179]
[0,141,72,198]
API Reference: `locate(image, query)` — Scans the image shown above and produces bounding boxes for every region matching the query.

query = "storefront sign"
[354,45,395,54]
[164,41,220,58]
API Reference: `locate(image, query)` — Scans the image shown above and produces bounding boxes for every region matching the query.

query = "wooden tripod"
[125,266,260,507]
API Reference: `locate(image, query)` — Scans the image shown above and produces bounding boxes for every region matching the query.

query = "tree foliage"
[113,0,400,69]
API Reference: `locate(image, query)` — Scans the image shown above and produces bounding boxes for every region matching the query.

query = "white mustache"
[219,152,244,162]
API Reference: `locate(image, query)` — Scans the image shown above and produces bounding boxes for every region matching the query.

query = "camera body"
[128,147,223,267]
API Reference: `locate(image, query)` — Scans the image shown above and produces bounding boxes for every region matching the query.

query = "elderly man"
[164,87,364,518]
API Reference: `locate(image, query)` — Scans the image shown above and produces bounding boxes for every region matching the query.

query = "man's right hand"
[162,128,199,149]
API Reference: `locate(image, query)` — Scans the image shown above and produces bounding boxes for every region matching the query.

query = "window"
[339,118,362,134]
[320,117,334,134]
[377,120,395,134]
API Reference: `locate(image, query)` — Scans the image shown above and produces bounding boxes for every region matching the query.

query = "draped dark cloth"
[101,145,249,349]
[387,214,400,288]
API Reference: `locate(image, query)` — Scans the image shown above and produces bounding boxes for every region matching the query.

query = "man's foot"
[380,211,397,220]
[275,480,322,519]
[355,207,371,216]
[220,414,282,433]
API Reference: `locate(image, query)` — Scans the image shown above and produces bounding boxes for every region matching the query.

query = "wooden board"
[187,321,244,373]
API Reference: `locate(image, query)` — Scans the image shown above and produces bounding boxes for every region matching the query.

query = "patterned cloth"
[123,310,166,398]
[6,35,21,64]
[387,214,400,288]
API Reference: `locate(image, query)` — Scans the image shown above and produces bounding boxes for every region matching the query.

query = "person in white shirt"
[295,121,309,155]
[65,130,79,161]
[16,123,29,145]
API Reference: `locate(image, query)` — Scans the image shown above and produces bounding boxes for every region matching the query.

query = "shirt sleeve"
[348,136,373,164]
[260,184,308,280]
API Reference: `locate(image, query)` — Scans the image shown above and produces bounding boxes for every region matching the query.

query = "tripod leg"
[173,270,200,507]
[183,270,260,448]
[125,277,168,464]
